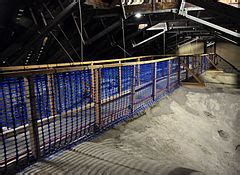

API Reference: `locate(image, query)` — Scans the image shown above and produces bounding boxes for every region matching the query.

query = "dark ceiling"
[0,0,239,66]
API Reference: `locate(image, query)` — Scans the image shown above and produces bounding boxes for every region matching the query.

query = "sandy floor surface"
[93,85,240,175]
[20,72,240,175]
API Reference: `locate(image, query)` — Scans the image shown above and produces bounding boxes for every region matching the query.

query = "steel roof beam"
[178,0,240,39]
[132,29,166,48]
[186,0,240,24]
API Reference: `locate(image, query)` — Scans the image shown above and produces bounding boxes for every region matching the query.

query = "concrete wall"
[176,42,204,55]
[216,42,240,69]
[174,41,239,69]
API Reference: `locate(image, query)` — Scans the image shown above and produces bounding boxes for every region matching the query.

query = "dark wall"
[216,42,240,69]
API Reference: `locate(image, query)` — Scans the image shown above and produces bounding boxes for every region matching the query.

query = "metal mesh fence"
[0,54,215,173]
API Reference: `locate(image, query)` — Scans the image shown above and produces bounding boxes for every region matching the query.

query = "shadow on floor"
[20,142,202,175]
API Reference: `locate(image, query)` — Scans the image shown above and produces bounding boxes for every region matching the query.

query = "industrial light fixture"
[135,13,142,18]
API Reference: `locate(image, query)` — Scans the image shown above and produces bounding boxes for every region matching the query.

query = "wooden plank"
[181,82,205,88]
[181,62,205,86]
[118,61,122,96]
[205,55,221,71]
[206,70,224,73]
[200,56,203,74]
[152,62,157,101]
[193,56,196,71]
[24,77,40,159]
[177,57,181,85]
[186,57,190,79]
[130,65,136,115]
[167,60,171,92]
[94,69,102,126]
[1,53,216,77]
[91,63,95,101]
[0,53,214,72]
[0,56,179,78]
[137,58,141,87]
[47,74,56,116]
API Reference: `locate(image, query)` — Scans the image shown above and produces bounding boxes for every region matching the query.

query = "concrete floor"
[20,71,240,175]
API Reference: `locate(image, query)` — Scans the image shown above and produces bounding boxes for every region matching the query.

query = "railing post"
[186,56,189,79]
[130,65,136,116]
[177,57,181,85]
[94,69,102,128]
[192,56,195,70]
[167,60,171,92]
[200,56,203,74]
[193,56,196,73]
[137,58,141,87]
[213,54,217,65]
[91,62,95,100]
[118,61,122,96]
[24,77,40,159]
[195,55,199,75]
[47,74,56,116]
[152,62,157,101]
[215,54,219,65]
[206,55,220,71]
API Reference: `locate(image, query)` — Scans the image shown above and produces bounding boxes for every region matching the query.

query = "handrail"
[0,53,213,72]
[0,54,214,78]
[0,56,177,78]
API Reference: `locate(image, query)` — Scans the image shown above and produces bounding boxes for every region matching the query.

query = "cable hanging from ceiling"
[78,0,84,62]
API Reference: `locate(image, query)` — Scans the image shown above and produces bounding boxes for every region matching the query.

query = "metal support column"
[121,18,126,58]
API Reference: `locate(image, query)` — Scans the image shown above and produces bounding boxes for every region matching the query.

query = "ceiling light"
[135,13,142,18]
[138,24,148,30]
